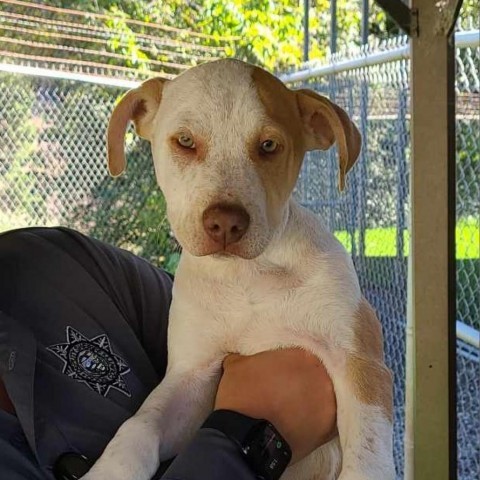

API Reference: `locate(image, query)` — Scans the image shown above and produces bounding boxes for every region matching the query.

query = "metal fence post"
[355,0,369,261]
[330,0,337,55]
[356,77,368,259]
[395,87,407,260]
[303,0,310,63]
[362,0,369,44]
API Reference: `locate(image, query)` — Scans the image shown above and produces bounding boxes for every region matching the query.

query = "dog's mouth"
[211,251,238,259]
[183,236,264,260]
[203,243,258,259]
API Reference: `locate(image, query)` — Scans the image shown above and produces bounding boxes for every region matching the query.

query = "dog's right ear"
[107,77,166,177]
[296,89,361,191]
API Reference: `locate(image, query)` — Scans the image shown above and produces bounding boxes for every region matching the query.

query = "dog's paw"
[80,474,100,480]
[81,416,161,480]
[80,464,151,480]
[80,468,128,480]
[79,452,157,480]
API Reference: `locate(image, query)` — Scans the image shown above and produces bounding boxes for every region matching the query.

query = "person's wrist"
[208,408,282,441]
[212,404,289,456]
[213,398,284,434]
[202,409,292,480]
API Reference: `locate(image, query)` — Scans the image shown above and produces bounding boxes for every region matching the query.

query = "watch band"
[202,409,292,480]
[202,409,266,446]
[53,452,92,480]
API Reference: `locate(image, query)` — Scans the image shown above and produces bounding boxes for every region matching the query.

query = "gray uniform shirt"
[0,228,255,480]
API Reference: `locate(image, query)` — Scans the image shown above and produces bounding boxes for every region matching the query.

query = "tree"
[5,0,479,73]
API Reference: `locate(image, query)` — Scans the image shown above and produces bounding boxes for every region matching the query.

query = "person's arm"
[160,349,337,480]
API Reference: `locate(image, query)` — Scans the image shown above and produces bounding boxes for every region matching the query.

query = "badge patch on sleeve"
[46,326,131,398]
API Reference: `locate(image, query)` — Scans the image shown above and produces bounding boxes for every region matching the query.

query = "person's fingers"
[228,348,307,362]
[222,353,242,368]
[223,348,329,373]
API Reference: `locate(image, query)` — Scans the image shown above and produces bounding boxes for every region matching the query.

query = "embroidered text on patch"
[47,326,131,398]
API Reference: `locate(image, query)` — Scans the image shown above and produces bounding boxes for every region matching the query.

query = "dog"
[82,58,395,480]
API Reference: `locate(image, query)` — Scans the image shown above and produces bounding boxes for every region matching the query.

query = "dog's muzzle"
[202,202,250,250]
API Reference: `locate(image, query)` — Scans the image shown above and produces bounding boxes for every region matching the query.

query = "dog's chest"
[179,264,352,357]
[212,265,301,311]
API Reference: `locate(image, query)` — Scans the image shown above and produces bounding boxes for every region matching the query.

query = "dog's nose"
[202,203,250,247]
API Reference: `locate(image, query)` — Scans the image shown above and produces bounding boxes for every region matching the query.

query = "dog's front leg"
[332,355,395,480]
[82,362,222,480]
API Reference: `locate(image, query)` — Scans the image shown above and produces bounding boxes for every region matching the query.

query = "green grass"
[334,218,479,259]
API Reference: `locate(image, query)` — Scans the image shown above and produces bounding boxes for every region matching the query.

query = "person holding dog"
[0,227,336,480]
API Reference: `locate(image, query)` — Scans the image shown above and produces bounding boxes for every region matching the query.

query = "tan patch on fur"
[130,77,165,139]
[251,68,306,226]
[347,298,393,422]
[295,88,361,190]
[347,356,393,422]
[354,298,384,359]
[107,77,166,176]
[131,99,147,125]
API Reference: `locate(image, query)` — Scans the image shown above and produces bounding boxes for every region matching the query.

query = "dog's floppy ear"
[107,77,166,177]
[296,89,361,191]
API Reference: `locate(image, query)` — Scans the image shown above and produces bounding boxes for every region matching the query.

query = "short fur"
[85,59,395,480]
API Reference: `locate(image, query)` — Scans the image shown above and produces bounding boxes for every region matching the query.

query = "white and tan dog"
[83,58,395,480]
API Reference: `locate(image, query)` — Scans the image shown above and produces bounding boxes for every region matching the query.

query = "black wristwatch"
[202,409,292,480]
[53,452,92,479]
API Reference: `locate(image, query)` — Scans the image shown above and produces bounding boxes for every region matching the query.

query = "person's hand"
[214,348,337,464]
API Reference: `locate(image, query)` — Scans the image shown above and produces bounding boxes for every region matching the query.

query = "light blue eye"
[260,139,278,153]
[178,134,195,149]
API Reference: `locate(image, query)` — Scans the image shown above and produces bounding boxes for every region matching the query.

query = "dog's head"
[107,59,360,259]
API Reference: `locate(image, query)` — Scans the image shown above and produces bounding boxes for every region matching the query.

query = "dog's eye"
[178,134,195,149]
[260,139,278,154]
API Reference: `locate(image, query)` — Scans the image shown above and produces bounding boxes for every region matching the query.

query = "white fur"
[152,60,281,259]
[83,59,394,480]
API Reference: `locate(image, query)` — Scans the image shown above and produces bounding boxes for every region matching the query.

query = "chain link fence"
[0,72,181,269]
[0,21,479,480]
[285,36,411,477]
[454,19,480,479]
[283,20,479,479]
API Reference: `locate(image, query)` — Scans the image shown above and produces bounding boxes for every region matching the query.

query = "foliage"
[457,119,480,220]
[5,0,479,73]
[71,133,181,272]
[28,0,416,71]
[0,75,46,225]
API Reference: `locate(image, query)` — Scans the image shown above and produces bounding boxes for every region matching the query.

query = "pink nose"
[202,203,250,247]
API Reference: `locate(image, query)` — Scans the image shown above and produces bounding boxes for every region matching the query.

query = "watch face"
[53,453,92,480]
[245,423,291,480]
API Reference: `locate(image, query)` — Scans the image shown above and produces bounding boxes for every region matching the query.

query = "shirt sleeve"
[0,226,173,378]
[158,429,256,480]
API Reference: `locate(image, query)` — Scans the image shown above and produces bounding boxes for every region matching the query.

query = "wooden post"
[409,0,462,478]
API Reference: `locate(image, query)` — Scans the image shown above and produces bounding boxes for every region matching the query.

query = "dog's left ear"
[296,89,361,191]
[107,77,167,177]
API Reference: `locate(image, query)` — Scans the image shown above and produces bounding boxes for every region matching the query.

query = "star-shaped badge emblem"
[47,326,131,398]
